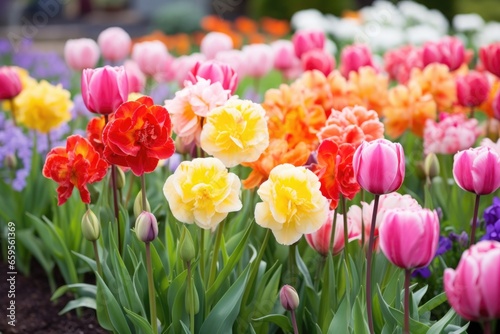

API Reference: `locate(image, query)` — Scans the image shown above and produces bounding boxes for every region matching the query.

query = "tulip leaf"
[124,307,154,334]
[58,297,96,315]
[51,283,97,301]
[180,320,191,334]
[427,308,458,334]
[352,292,370,334]
[319,253,334,332]
[327,295,350,334]
[252,314,292,332]
[96,273,132,334]
[418,292,447,316]
[295,246,314,288]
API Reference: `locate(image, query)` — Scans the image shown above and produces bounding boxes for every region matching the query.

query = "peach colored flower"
[479,75,500,118]
[383,82,437,138]
[317,105,384,147]
[346,66,388,116]
[165,78,230,146]
[163,157,242,230]
[292,70,334,115]
[200,99,269,167]
[409,63,456,112]
[255,163,329,245]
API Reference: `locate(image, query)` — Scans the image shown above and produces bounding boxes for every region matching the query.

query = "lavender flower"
[449,231,469,247]
[481,197,500,242]
[33,123,71,154]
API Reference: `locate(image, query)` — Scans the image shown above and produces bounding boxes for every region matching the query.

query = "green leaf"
[418,292,447,315]
[427,308,457,334]
[295,245,313,288]
[328,296,349,334]
[58,297,96,315]
[124,308,154,334]
[180,320,191,334]
[443,322,469,333]
[96,274,132,334]
[252,314,292,332]
[319,253,335,332]
[51,283,96,301]
[199,266,250,334]
[352,293,370,334]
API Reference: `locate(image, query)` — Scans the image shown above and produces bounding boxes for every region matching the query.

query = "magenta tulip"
[456,71,490,107]
[353,139,405,195]
[453,146,500,195]
[292,30,325,59]
[0,66,22,100]
[379,208,440,269]
[64,38,100,71]
[187,60,238,94]
[272,39,297,71]
[97,27,131,63]
[340,44,375,78]
[124,60,146,93]
[480,43,500,78]
[81,66,129,115]
[301,49,335,75]
[422,36,465,71]
[493,90,500,120]
[200,32,233,59]
[444,240,500,322]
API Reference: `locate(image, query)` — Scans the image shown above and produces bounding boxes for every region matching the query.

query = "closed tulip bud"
[187,60,238,94]
[97,27,131,63]
[179,226,196,263]
[422,37,465,71]
[64,38,100,71]
[453,147,500,195]
[424,153,440,180]
[135,211,158,243]
[81,209,101,241]
[353,139,405,195]
[301,49,335,75]
[4,154,17,170]
[81,66,129,115]
[133,191,151,218]
[456,71,489,107]
[132,40,171,77]
[292,30,325,59]
[444,240,500,322]
[0,66,22,100]
[379,208,440,269]
[124,60,146,93]
[242,44,275,79]
[271,40,297,71]
[340,44,375,77]
[280,285,300,311]
[115,167,126,190]
[480,43,500,78]
[200,32,233,59]
[305,211,355,256]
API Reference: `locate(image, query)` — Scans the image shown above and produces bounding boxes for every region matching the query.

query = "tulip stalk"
[470,194,481,246]
[187,261,195,334]
[140,174,148,213]
[483,321,492,334]
[366,194,380,334]
[92,240,103,278]
[9,99,17,126]
[145,242,158,334]
[328,208,338,255]
[208,220,225,288]
[404,269,411,334]
[341,195,349,265]
[291,309,299,334]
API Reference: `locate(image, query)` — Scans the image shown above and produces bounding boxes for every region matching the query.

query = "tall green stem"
[145,243,158,334]
[242,228,270,307]
[9,99,17,126]
[341,195,349,264]
[404,269,411,334]
[329,208,338,253]
[366,194,380,334]
[288,242,297,285]
[200,229,206,281]
[187,261,195,334]
[470,194,481,246]
[92,240,103,278]
[141,174,147,211]
[208,220,225,288]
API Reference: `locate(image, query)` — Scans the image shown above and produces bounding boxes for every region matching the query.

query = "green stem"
[145,243,158,334]
[187,261,195,334]
[404,269,411,334]
[9,99,17,126]
[288,242,297,285]
[208,220,225,288]
[341,195,349,265]
[241,228,270,307]
[200,229,206,281]
[141,174,147,212]
[470,194,481,246]
[92,240,103,278]
[366,194,380,334]
[329,208,338,254]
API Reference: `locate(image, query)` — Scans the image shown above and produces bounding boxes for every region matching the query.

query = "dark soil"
[0,261,108,334]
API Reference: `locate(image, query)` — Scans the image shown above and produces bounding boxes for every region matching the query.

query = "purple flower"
[482,197,500,242]
[449,231,469,248]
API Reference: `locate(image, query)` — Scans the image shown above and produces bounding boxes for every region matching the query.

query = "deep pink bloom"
[0,66,22,100]
[272,39,297,71]
[480,43,500,78]
[187,60,238,94]
[384,45,423,84]
[200,32,233,59]
[353,139,405,195]
[64,38,100,71]
[242,44,275,78]
[124,60,146,93]
[444,240,500,321]
[97,27,131,62]
[81,66,129,115]
[301,49,335,76]
[292,30,325,59]
[422,36,465,71]
[453,146,500,195]
[379,208,440,269]
[340,44,375,78]
[456,71,490,107]
[132,40,171,77]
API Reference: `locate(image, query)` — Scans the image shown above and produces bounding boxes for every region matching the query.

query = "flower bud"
[4,154,17,170]
[424,153,440,180]
[179,226,196,263]
[116,167,126,190]
[280,285,300,311]
[135,211,158,243]
[134,190,151,218]
[81,209,101,241]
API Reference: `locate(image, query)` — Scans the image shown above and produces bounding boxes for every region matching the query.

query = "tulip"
[292,30,325,59]
[340,44,375,78]
[124,60,146,93]
[64,38,100,71]
[132,40,171,77]
[187,60,238,94]
[456,71,489,107]
[280,285,300,311]
[493,90,500,121]
[135,211,158,243]
[0,66,22,100]
[379,208,440,269]
[271,39,297,71]
[422,36,465,71]
[242,44,275,78]
[81,209,101,242]
[81,66,129,115]
[215,49,247,80]
[353,139,405,195]
[444,241,500,324]
[453,147,500,196]
[480,43,500,78]
[200,32,233,59]
[305,211,355,256]
[301,49,335,75]
[172,53,206,87]
[98,27,131,63]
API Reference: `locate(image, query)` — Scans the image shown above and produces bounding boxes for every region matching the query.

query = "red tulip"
[422,36,465,71]
[480,43,500,78]
[0,66,22,100]
[453,146,500,195]
[456,71,490,107]
[292,30,325,59]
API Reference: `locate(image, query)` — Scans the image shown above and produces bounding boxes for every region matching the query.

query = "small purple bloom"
[449,231,469,248]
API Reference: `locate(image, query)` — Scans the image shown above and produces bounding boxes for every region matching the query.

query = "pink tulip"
[215,50,247,79]
[292,30,325,59]
[0,66,22,100]
[456,71,490,107]
[81,66,129,115]
[353,139,405,195]
[422,36,465,71]
[64,38,100,71]
[453,146,500,195]
[132,40,171,77]
[493,90,500,120]
[97,27,131,63]
[305,211,357,256]
[187,60,238,94]
[384,45,423,84]
[280,285,300,311]
[301,49,335,75]
[379,208,440,269]
[200,32,233,59]
[340,44,375,78]
[172,53,206,87]
[480,43,500,78]
[242,44,275,79]
[444,240,500,321]
[124,60,146,93]
[271,40,297,71]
